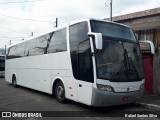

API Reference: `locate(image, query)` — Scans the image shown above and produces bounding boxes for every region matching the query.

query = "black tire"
[55,81,66,103]
[12,76,17,88]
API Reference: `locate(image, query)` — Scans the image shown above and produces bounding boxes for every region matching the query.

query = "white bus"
[5,19,145,106]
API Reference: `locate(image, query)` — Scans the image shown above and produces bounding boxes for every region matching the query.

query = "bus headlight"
[139,83,144,90]
[97,84,114,92]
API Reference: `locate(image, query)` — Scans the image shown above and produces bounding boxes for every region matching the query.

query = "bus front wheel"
[55,81,66,103]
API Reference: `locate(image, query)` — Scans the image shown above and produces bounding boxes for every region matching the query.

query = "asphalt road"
[0,78,159,120]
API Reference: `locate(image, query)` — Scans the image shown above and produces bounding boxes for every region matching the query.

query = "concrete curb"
[136,102,160,111]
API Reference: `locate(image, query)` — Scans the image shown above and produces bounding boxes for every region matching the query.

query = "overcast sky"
[0,0,160,47]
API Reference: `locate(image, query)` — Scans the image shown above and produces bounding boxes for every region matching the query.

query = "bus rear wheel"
[55,81,66,103]
[12,76,17,88]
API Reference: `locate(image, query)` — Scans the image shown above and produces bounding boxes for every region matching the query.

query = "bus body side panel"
[75,80,93,105]
[49,51,78,101]
[5,51,75,96]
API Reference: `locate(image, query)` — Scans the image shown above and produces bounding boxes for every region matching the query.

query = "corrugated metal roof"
[124,21,160,31]
[111,7,160,21]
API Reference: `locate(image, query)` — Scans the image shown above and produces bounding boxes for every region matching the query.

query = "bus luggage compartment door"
[77,80,93,105]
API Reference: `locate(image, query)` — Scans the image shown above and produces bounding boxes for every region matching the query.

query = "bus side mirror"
[88,32,103,50]
[139,41,155,58]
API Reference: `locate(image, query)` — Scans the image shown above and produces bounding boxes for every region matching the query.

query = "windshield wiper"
[124,48,140,80]
[116,43,140,81]
[128,57,140,80]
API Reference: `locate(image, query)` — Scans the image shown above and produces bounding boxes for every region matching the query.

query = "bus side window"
[25,39,36,56]
[78,40,93,82]
[35,34,49,55]
[16,43,26,57]
[7,43,26,59]
[69,22,94,83]
[7,46,17,59]
[47,28,67,53]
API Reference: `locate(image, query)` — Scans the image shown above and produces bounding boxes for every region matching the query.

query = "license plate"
[123,96,132,101]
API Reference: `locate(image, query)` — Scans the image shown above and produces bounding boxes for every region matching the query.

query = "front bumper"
[91,88,144,106]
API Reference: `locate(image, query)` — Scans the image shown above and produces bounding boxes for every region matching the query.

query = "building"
[105,7,160,95]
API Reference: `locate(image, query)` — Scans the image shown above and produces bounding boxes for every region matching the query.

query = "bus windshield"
[90,20,136,41]
[90,20,144,82]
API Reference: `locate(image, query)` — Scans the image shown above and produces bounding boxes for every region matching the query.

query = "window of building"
[146,29,153,40]
[137,29,153,41]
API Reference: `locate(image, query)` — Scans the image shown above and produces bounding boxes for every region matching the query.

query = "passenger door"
[76,40,94,105]
[69,22,94,105]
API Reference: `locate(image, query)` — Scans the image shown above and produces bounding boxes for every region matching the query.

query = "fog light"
[97,84,113,92]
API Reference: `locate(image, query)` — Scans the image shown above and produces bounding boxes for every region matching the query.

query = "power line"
[0,26,29,35]
[0,38,22,41]
[0,0,45,4]
[0,13,54,23]
[0,37,21,39]
[0,33,25,39]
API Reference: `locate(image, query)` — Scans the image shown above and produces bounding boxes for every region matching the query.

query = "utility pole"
[9,40,11,45]
[55,18,58,28]
[31,32,33,37]
[5,45,6,55]
[105,0,113,21]
[110,0,112,21]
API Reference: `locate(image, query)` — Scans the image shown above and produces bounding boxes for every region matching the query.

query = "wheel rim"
[57,86,64,99]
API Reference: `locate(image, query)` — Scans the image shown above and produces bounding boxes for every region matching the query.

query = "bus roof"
[7,18,132,48]
[68,18,131,29]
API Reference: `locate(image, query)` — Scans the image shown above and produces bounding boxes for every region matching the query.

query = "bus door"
[69,21,94,104]
[76,40,94,105]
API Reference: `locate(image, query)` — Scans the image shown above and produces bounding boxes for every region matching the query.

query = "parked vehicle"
[5,19,154,106]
